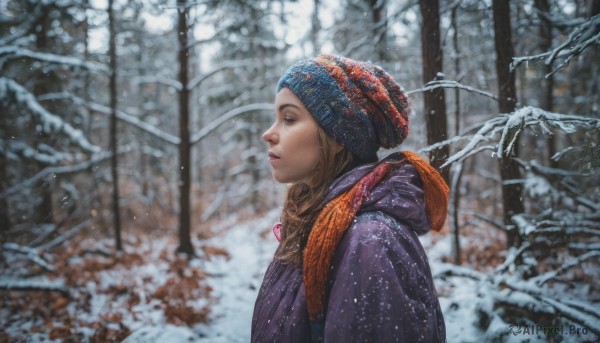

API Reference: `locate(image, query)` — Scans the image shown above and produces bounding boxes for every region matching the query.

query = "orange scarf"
[303,151,449,321]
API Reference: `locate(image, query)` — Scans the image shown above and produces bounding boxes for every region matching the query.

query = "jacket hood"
[324,154,431,235]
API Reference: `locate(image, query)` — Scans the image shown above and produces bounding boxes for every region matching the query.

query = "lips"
[268,151,280,161]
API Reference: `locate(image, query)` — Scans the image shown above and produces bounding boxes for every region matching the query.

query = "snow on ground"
[419,234,485,342]
[124,209,280,342]
[194,209,279,342]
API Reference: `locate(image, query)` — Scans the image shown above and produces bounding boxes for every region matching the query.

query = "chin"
[272,173,300,185]
[272,173,288,184]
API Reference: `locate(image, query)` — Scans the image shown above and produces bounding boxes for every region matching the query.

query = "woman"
[252,55,448,342]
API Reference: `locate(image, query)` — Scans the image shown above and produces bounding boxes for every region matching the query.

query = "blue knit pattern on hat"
[276,55,410,161]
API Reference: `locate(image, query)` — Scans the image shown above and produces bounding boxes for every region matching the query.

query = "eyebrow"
[277,103,301,113]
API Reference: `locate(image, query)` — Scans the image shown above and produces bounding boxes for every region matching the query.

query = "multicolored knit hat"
[277,55,410,162]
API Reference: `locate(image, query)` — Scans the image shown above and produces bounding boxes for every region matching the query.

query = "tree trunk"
[32,5,54,224]
[0,150,9,231]
[135,29,151,204]
[82,0,92,135]
[311,0,321,55]
[419,0,449,183]
[492,0,524,248]
[108,0,122,251]
[451,5,461,137]
[589,0,600,17]
[534,0,556,168]
[177,0,194,256]
[450,163,464,265]
[450,4,461,265]
[371,0,388,61]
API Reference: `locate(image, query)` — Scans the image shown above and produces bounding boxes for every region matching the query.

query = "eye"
[283,116,295,125]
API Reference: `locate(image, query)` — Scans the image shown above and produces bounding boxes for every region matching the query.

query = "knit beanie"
[277,55,410,162]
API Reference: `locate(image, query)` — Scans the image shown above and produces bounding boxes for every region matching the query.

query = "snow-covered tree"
[428,8,600,338]
[189,0,287,223]
[0,0,103,228]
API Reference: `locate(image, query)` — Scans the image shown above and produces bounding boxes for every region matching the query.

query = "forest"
[1,0,599,342]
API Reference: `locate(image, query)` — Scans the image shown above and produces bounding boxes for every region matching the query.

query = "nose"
[262,123,277,144]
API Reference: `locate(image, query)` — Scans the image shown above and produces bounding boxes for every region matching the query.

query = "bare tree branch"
[190,103,273,145]
[187,58,262,91]
[0,79,101,153]
[0,46,108,73]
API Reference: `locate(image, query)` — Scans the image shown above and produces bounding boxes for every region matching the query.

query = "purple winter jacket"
[252,160,446,342]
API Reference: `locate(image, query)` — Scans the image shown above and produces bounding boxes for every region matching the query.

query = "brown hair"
[274,127,355,266]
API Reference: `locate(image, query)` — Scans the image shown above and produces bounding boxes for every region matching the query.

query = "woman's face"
[262,88,322,185]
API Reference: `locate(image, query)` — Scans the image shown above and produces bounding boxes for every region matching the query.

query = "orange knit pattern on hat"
[303,152,449,321]
[277,55,410,162]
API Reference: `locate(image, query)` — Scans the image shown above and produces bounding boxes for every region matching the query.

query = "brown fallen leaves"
[1,233,227,342]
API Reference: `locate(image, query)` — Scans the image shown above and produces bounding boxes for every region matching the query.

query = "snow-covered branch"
[532,251,600,286]
[2,243,55,271]
[463,211,505,231]
[0,25,30,47]
[540,14,587,28]
[1,219,91,280]
[555,179,600,212]
[494,242,532,274]
[132,75,182,91]
[440,106,600,169]
[568,243,600,251]
[186,24,241,50]
[513,212,599,241]
[0,78,100,153]
[511,14,600,77]
[540,297,600,336]
[419,135,470,154]
[0,5,45,46]
[497,107,599,158]
[434,263,487,281]
[440,116,507,168]
[44,93,272,148]
[40,219,91,250]
[3,141,75,165]
[84,98,181,145]
[515,158,582,178]
[500,278,600,336]
[0,277,69,296]
[42,92,180,145]
[0,46,108,73]
[532,227,600,236]
[407,80,498,101]
[514,158,598,211]
[190,103,273,145]
[0,147,129,199]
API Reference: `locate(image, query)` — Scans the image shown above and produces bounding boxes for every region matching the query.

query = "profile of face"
[262,88,322,185]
